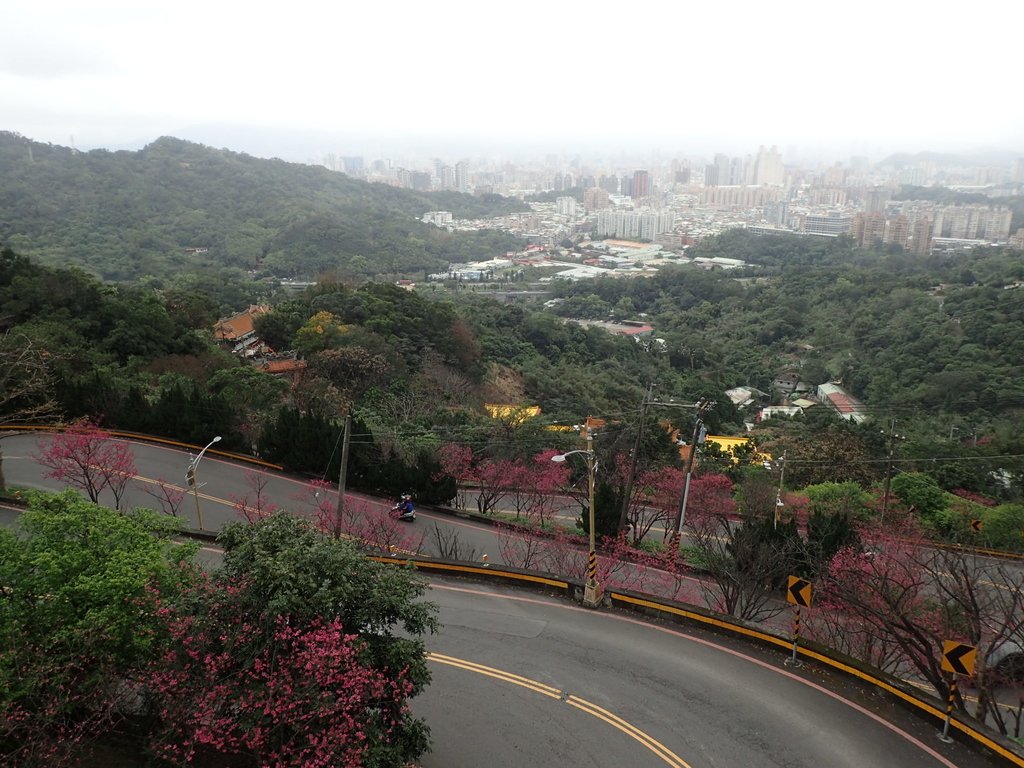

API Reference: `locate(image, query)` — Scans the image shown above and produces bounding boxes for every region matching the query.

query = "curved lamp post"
[552,427,602,608]
[186,436,221,531]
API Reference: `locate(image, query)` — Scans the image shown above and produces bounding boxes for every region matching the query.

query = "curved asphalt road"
[0,433,1009,766]
[418,577,993,767]
[1,432,505,559]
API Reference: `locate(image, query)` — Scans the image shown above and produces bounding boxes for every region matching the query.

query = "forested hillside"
[0,133,525,281]
[553,229,1024,421]
[3,228,1024,512]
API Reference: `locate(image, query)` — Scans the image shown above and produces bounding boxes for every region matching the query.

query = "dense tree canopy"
[0,493,436,767]
[0,133,525,281]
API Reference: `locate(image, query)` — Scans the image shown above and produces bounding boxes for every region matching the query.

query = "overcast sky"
[3,0,1022,164]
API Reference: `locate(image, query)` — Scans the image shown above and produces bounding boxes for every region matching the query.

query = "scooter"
[390,498,416,521]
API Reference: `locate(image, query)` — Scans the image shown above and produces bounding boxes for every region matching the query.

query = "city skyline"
[3,0,1023,165]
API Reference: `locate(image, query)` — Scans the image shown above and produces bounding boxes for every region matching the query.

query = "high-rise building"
[596,210,674,240]
[584,187,610,211]
[909,218,933,255]
[885,216,912,249]
[704,164,720,187]
[714,154,731,186]
[632,170,651,199]
[763,201,789,227]
[455,161,470,192]
[439,165,456,191]
[977,208,1014,240]
[342,156,364,175]
[733,156,752,185]
[556,196,578,217]
[803,214,852,236]
[753,145,784,186]
[851,213,886,248]
[864,187,890,214]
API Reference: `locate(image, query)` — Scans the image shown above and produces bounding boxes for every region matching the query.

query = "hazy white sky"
[3,0,1022,163]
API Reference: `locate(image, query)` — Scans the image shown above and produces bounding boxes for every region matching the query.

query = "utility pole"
[617,383,654,535]
[670,398,713,553]
[774,450,787,530]
[880,418,897,524]
[583,426,601,608]
[333,413,352,539]
[551,426,602,608]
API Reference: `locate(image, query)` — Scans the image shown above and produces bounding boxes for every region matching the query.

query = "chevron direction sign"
[970,519,983,532]
[786,576,812,608]
[941,641,977,676]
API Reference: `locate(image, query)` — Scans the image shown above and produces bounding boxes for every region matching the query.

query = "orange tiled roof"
[259,358,307,375]
[214,305,270,341]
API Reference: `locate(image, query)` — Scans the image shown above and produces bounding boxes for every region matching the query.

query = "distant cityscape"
[324,146,1024,264]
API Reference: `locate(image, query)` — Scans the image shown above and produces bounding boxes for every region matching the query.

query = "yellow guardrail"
[604,590,1024,766]
[368,554,1024,767]
[370,555,572,591]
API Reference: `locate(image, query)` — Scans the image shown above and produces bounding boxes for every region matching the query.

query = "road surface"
[1,432,1018,766]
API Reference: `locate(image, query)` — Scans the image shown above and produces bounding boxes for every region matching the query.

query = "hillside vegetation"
[0,132,524,281]
[553,229,1024,420]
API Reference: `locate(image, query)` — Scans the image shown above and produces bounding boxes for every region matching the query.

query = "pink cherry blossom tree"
[34,421,136,510]
[815,516,1024,731]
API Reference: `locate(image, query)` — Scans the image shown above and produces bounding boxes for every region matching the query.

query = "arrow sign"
[941,640,977,676]
[970,519,982,532]
[786,576,812,607]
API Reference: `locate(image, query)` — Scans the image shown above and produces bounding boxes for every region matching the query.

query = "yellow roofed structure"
[704,435,771,464]
[484,404,541,424]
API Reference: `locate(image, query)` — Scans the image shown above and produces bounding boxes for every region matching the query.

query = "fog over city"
[2,0,1023,165]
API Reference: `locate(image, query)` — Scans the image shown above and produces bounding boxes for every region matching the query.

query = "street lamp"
[552,427,602,608]
[186,436,221,531]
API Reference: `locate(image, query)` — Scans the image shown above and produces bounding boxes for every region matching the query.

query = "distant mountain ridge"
[0,132,526,282]
[878,149,1022,169]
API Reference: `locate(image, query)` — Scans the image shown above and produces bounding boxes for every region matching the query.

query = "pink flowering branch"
[34,420,137,509]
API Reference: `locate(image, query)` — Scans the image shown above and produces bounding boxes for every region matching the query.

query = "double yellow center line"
[427,652,691,768]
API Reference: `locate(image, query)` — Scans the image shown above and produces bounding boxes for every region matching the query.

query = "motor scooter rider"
[398,494,415,520]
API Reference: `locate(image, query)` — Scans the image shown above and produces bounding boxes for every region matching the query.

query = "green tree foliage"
[803,481,871,520]
[260,406,342,478]
[198,514,437,766]
[979,503,1024,550]
[890,472,949,519]
[0,133,525,281]
[577,480,622,540]
[803,508,860,575]
[346,413,456,504]
[0,491,194,765]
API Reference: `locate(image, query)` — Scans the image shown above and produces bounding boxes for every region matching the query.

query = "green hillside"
[0,133,525,281]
